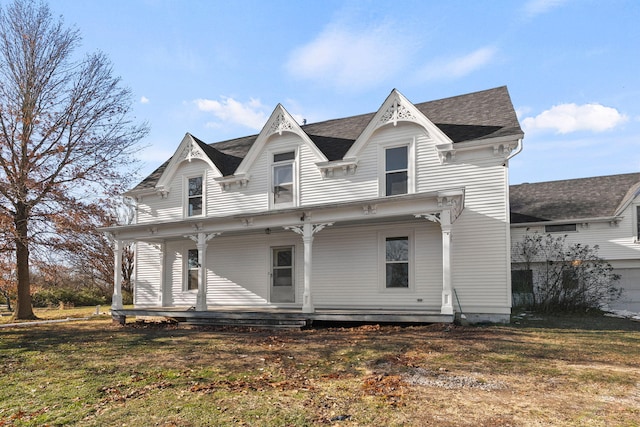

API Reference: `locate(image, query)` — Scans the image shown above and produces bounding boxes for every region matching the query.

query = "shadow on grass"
[508,311,640,332]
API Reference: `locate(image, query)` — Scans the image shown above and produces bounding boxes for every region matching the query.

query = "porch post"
[440,210,454,315]
[285,219,333,313]
[159,241,166,306]
[301,222,314,313]
[186,232,221,311]
[112,239,123,310]
[415,209,454,315]
[196,233,208,311]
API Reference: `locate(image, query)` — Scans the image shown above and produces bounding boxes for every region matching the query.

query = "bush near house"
[512,231,622,312]
[31,287,108,308]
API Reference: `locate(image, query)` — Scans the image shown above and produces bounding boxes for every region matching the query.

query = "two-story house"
[104,86,524,324]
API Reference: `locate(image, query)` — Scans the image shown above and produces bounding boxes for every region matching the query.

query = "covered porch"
[104,189,465,324]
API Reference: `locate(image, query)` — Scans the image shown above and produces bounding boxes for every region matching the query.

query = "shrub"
[512,231,622,312]
[32,287,108,308]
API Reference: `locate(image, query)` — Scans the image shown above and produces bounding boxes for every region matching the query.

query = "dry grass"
[0,311,639,426]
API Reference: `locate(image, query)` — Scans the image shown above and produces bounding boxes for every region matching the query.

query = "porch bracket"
[284,221,334,313]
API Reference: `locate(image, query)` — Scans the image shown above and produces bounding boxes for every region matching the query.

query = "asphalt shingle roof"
[132,86,522,191]
[510,173,640,223]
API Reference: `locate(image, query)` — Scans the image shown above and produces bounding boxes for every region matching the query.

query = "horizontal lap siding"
[511,204,640,262]
[134,242,161,306]
[312,222,442,309]
[416,143,511,309]
[206,234,274,305]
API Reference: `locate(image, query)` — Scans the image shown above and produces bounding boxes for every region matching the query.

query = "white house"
[510,173,640,312]
[104,87,524,324]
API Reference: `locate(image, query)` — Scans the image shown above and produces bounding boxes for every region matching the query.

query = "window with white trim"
[379,230,414,291]
[272,151,296,207]
[385,146,408,196]
[186,249,199,290]
[187,176,203,217]
[386,236,409,287]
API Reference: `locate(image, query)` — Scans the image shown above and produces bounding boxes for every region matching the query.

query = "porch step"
[181,316,309,329]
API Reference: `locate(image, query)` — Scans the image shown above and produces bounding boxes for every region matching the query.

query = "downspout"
[506,138,523,161]
[505,137,523,319]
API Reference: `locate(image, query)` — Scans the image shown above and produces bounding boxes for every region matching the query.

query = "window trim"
[378,139,415,197]
[184,173,206,218]
[269,149,298,209]
[378,229,415,292]
[185,248,199,292]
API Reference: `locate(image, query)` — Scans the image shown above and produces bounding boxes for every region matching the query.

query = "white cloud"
[194,97,269,131]
[522,103,628,134]
[140,96,150,104]
[286,23,413,90]
[417,47,498,81]
[523,0,569,18]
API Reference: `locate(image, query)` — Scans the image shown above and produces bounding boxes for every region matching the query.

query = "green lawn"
[0,310,639,426]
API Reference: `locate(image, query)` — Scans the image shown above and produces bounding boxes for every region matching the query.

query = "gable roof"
[131,86,522,192]
[510,173,640,223]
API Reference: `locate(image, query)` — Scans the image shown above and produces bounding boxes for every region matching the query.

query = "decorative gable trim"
[344,89,453,159]
[155,133,222,196]
[234,104,328,176]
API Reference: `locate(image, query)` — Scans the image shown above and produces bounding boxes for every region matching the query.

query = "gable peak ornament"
[378,96,417,128]
[268,111,295,136]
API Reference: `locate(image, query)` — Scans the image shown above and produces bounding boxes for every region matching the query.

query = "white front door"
[271,246,295,303]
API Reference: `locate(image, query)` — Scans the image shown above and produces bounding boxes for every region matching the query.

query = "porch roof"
[102,188,465,241]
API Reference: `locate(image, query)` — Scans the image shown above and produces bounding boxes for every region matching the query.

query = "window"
[385,237,409,288]
[545,223,576,233]
[187,176,203,217]
[636,206,640,239]
[385,146,408,196]
[186,249,199,290]
[272,151,295,207]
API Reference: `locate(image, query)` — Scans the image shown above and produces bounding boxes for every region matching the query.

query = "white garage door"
[609,268,640,313]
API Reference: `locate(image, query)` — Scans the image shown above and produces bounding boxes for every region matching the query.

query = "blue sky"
[48,0,639,185]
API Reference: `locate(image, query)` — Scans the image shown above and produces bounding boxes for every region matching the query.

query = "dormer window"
[187,176,203,217]
[385,146,408,196]
[272,151,296,208]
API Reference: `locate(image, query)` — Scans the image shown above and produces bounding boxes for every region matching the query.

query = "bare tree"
[0,0,148,319]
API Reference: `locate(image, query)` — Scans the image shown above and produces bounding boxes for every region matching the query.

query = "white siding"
[134,242,162,307]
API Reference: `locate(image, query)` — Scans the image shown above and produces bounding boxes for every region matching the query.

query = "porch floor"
[111,306,454,328]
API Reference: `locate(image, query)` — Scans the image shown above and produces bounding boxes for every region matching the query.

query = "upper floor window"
[187,176,203,217]
[385,146,408,196]
[636,206,640,239]
[272,151,295,207]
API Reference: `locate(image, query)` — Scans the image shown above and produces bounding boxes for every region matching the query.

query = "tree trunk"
[13,204,36,320]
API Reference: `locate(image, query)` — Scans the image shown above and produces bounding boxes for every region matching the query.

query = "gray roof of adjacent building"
[132,86,523,191]
[510,173,640,223]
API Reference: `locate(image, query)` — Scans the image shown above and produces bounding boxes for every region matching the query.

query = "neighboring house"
[104,86,524,324]
[510,173,640,312]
